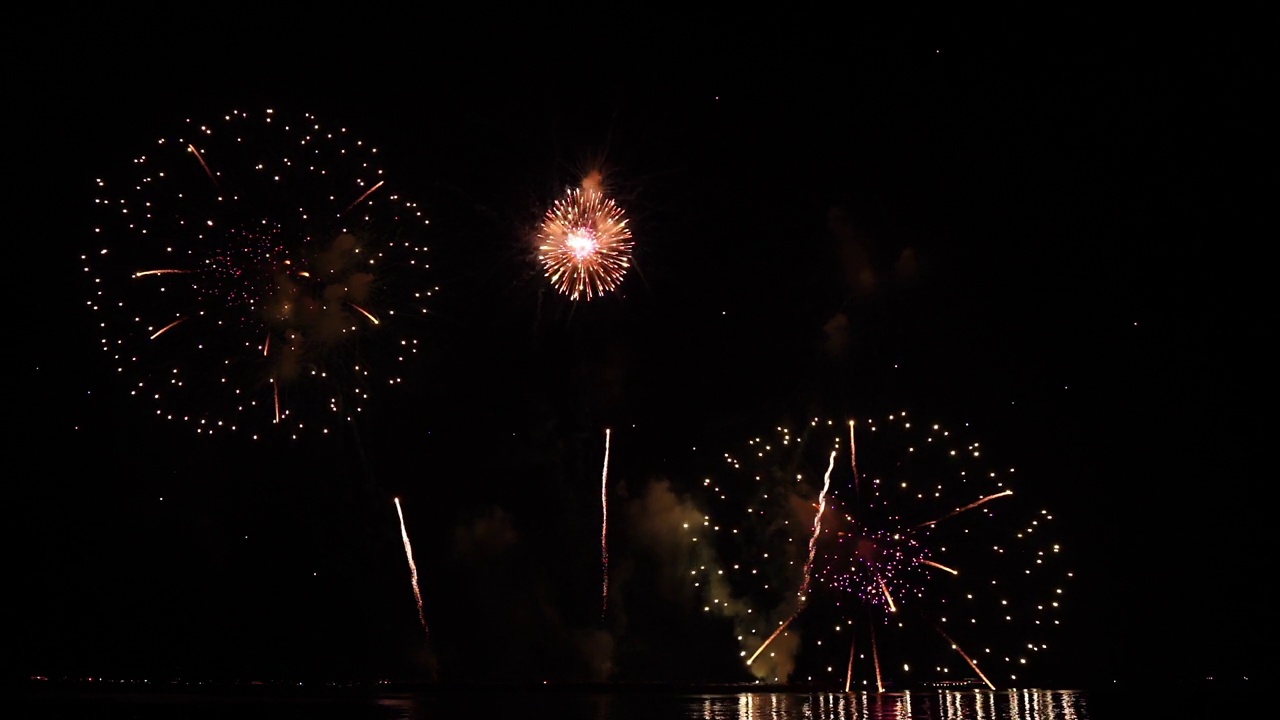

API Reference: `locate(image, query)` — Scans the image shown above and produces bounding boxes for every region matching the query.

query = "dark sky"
[12,15,1262,690]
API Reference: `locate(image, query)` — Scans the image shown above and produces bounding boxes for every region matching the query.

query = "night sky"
[13,15,1262,691]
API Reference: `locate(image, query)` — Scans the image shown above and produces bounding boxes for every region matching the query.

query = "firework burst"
[85,108,435,439]
[684,412,1071,689]
[536,185,633,301]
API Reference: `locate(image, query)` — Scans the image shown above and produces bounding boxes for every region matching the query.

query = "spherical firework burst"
[536,185,633,301]
[85,108,435,439]
[683,412,1071,689]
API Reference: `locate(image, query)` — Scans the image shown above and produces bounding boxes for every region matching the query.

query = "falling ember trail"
[934,624,995,690]
[848,419,859,500]
[601,427,611,615]
[871,624,883,692]
[149,318,186,340]
[922,559,959,575]
[188,144,220,189]
[801,448,837,597]
[350,303,380,325]
[878,576,897,612]
[394,497,428,636]
[844,625,856,692]
[746,610,799,666]
[919,490,1013,528]
[343,180,384,215]
[750,444,834,669]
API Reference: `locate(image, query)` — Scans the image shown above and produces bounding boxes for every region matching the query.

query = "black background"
[12,12,1263,690]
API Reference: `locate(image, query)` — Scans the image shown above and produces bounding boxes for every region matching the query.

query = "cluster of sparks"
[685,412,1071,690]
[536,185,633,301]
[85,108,435,438]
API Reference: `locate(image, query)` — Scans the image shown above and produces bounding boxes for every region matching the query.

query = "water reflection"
[687,691,1085,719]
[373,689,1088,720]
[695,690,1087,720]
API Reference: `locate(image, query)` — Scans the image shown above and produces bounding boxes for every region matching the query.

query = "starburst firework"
[85,108,435,438]
[684,412,1072,689]
[537,186,633,301]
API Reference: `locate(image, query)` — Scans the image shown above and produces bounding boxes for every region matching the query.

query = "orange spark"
[747,611,799,666]
[844,626,857,692]
[922,559,959,575]
[879,576,897,612]
[934,624,995,690]
[350,303,380,325]
[187,143,219,189]
[919,490,1013,528]
[343,180,384,214]
[149,318,185,340]
[871,624,884,692]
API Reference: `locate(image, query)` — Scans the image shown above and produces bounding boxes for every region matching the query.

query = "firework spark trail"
[844,626,856,692]
[933,624,995,690]
[848,419,859,500]
[149,318,186,340]
[343,179,384,215]
[751,445,837,667]
[187,143,219,189]
[394,497,428,636]
[921,559,959,575]
[601,427,611,615]
[877,576,897,611]
[800,448,837,598]
[746,609,800,666]
[349,303,381,325]
[871,625,883,692]
[918,490,1014,528]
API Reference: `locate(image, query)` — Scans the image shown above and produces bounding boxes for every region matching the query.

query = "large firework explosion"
[85,108,434,439]
[536,183,633,301]
[683,412,1071,689]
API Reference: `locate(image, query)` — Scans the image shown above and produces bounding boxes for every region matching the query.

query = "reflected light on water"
[373,689,1088,719]
[702,690,1087,720]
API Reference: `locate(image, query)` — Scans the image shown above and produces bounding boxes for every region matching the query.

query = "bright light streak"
[188,143,219,189]
[747,611,798,666]
[149,318,185,340]
[601,427,611,615]
[343,179,384,214]
[919,490,1014,528]
[394,497,428,636]
[350,303,380,325]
